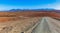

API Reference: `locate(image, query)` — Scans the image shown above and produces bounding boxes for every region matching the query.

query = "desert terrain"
[0,11,60,33]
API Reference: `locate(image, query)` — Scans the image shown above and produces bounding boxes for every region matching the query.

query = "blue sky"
[0,0,60,10]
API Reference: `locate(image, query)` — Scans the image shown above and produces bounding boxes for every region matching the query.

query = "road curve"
[32,17,60,33]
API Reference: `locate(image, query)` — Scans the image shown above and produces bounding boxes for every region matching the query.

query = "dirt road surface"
[32,17,60,33]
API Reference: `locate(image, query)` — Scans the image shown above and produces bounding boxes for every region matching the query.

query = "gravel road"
[32,17,60,33]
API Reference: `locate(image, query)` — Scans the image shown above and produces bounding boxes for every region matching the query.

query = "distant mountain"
[54,10,60,13]
[9,9,22,12]
[8,8,55,12]
[0,8,57,12]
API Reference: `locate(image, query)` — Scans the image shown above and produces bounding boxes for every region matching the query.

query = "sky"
[0,0,60,10]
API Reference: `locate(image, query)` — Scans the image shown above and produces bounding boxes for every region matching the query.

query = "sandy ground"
[0,17,40,33]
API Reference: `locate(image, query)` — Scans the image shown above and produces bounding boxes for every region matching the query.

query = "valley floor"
[0,17,60,33]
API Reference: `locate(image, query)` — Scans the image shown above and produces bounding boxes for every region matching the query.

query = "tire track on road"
[32,17,51,33]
